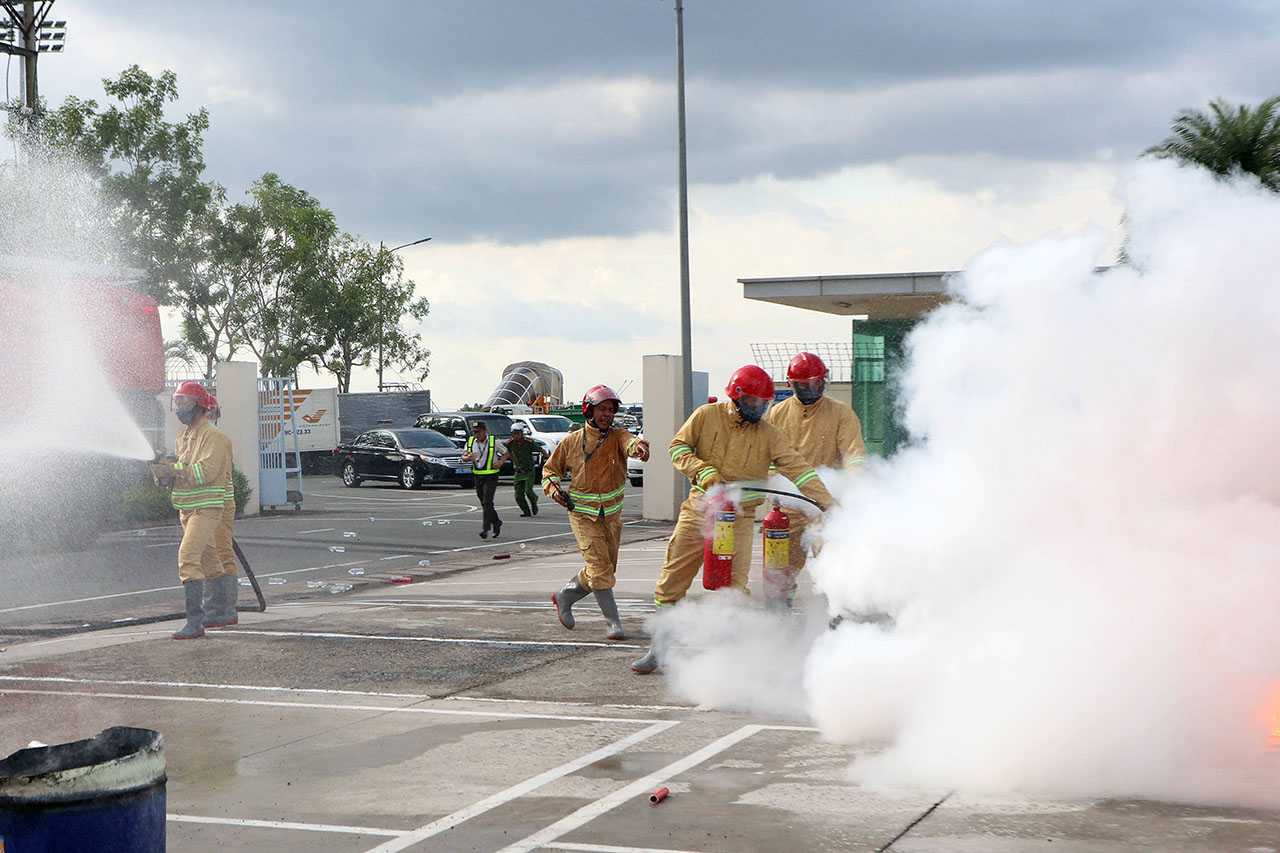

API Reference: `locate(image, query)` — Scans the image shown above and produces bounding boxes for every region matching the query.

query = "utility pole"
[21,1,36,113]
[378,236,431,391]
[675,0,693,419]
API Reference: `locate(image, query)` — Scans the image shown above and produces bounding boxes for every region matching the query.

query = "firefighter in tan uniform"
[632,365,836,673]
[545,385,650,639]
[765,351,866,604]
[151,381,238,639]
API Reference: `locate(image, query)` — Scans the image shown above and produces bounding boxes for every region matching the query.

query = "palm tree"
[1144,96,1280,191]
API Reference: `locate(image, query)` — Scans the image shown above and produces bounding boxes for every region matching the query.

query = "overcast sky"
[12,1,1280,407]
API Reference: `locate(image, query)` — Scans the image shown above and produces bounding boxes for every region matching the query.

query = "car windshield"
[529,416,573,432]
[471,416,513,438]
[393,429,458,450]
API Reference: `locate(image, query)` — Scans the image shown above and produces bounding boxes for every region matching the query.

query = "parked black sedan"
[334,428,474,489]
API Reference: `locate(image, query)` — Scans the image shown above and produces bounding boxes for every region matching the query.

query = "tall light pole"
[1,2,67,130]
[378,236,431,392]
[675,0,693,418]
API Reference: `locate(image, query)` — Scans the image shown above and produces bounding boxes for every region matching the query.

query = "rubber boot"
[552,575,591,629]
[631,644,660,674]
[594,588,625,640]
[171,580,206,639]
[204,575,239,628]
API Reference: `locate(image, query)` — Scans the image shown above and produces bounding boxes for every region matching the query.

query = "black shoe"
[479,530,488,539]
[493,522,502,538]
[531,503,538,516]
[519,512,532,517]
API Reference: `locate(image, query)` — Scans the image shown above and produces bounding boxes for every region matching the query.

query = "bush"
[118,481,179,524]
[232,467,252,514]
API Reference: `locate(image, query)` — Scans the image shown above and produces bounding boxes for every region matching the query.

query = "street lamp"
[377,236,431,392]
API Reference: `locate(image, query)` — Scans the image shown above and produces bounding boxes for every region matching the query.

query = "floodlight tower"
[1,1,67,122]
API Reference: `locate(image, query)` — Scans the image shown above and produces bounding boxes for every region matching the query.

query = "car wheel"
[400,464,420,489]
[630,476,643,487]
[342,461,362,487]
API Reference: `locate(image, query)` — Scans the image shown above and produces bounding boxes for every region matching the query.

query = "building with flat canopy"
[740,270,956,457]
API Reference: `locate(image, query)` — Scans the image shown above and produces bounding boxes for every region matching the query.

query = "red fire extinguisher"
[702,492,736,589]
[762,502,792,602]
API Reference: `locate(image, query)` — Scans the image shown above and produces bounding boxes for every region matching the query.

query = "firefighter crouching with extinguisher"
[631,365,837,674]
[764,351,866,607]
[545,385,650,640]
[150,381,238,640]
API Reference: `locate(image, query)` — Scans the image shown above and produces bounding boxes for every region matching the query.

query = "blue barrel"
[0,726,166,852]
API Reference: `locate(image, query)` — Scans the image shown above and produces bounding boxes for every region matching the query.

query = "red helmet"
[787,352,828,382]
[173,380,217,410]
[581,384,622,418]
[725,365,773,401]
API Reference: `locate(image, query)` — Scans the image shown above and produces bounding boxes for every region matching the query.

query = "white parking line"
[0,560,365,615]
[364,721,678,853]
[228,628,645,650]
[168,814,404,837]
[546,843,700,853]
[297,528,337,534]
[0,687,667,725]
[497,725,768,853]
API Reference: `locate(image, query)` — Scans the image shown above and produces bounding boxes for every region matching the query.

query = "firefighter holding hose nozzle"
[544,385,650,640]
[764,351,866,607]
[151,381,238,639]
[631,365,837,674]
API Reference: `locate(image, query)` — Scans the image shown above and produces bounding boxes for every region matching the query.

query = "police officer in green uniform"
[502,423,542,516]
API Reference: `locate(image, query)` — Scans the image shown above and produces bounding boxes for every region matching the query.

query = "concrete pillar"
[642,354,688,521]
[215,361,261,516]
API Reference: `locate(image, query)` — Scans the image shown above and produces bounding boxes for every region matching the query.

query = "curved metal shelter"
[483,361,564,410]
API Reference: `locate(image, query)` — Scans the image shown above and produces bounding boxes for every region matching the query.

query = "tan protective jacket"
[169,415,233,510]
[669,402,835,509]
[542,424,646,519]
[766,394,867,470]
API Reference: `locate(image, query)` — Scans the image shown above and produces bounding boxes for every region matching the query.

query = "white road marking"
[0,688,668,725]
[379,554,413,560]
[0,675,697,713]
[497,725,767,853]
[228,628,645,650]
[297,528,337,534]
[545,843,701,853]
[167,814,404,837]
[364,721,678,853]
[144,542,178,548]
[0,560,365,615]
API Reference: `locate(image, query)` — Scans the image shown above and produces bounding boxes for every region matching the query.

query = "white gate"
[258,377,303,509]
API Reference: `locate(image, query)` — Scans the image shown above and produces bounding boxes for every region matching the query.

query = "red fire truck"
[0,267,166,549]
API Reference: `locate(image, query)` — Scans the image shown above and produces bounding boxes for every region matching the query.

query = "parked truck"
[283,388,434,473]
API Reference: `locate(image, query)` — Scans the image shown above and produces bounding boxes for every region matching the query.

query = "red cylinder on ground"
[650,786,670,803]
[702,492,736,590]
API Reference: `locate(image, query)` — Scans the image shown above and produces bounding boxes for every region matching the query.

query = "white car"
[627,453,643,487]
[510,414,577,458]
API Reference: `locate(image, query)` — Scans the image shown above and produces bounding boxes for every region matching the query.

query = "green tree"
[1144,96,1280,191]
[229,173,337,379]
[42,65,222,302]
[314,237,431,393]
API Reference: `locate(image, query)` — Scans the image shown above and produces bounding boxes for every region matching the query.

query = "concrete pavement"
[2,517,1279,851]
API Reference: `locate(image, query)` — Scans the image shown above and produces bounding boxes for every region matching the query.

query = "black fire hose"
[232,538,267,612]
[736,486,825,510]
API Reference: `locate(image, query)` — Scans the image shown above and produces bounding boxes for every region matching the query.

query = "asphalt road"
[0,474,648,636]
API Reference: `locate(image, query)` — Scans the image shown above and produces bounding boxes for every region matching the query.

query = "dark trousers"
[474,473,500,532]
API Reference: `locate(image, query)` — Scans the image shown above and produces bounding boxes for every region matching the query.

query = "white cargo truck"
[284,388,435,473]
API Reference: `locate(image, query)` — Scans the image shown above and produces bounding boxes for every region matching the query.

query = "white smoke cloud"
[667,160,1280,807]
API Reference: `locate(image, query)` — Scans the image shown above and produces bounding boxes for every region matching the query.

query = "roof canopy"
[740,271,955,319]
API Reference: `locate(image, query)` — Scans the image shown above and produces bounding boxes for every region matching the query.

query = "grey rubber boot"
[631,644,660,674]
[171,580,206,639]
[594,589,625,640]
[204,575,239,628]
[552,576,591,629]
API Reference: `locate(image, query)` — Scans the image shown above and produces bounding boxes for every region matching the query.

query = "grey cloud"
[78,1,1280,243]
